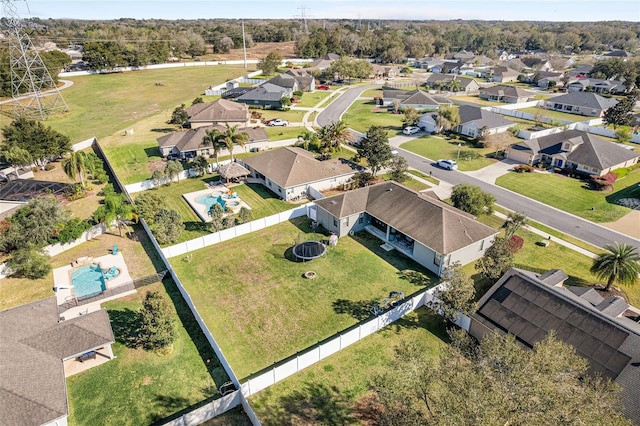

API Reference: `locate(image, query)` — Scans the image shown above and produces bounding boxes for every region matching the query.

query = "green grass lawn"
[170,217,437,380]
[264,126,305,141]
[400,136,496,171]
[134,179,293,245]
[296,91,332,108]
[344,100,405,133]
[249,307,447,425]
[380,173,431,192]
[67,281,230,426]
[407,169,440,185]
[260,109,307,123]
[518,107,590,123]
[495,169,640,222]
[15,66,248,143]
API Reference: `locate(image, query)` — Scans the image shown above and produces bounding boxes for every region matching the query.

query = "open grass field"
[133,179,293,245]
[495,169,640,222]
[296,91,332,108]
[0,228,162,311]
[10,66,248,143]
[518,107,590,123]
[249,307,447,425]
[67,281,230,426]
[170,217,437,380]
[344,100,405,133]
[259,109,308,123]
[400,136,497,171]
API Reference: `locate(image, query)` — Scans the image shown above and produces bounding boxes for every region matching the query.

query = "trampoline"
[293,241,327,261]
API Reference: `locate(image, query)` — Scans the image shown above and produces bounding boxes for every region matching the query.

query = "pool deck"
[182,185,251,223]
[53,252,133,306]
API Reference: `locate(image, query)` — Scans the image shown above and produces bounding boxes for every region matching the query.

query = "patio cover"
[219,162,250,181]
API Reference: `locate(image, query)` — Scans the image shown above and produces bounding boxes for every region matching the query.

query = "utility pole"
[241,19,247,69]
[1,0,68,119]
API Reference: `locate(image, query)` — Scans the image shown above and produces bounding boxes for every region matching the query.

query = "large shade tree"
[590,242,640,291]
[1,118,71,167]
[357,125,392,176]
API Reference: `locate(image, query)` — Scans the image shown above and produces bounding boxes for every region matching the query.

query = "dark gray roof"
[267,74,298,90]
[480,85,534,99]
[473,268,640,423]
[0,297,114,426]
[425,74,477,88]
[548,92,618,111]
[315,181,498,254]
[237,83,290,102]
[513,130,639,171]
[402,90,452,107]
[458,105,514,129]
[157,125,268,154]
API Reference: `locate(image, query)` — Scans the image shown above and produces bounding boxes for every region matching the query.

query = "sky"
[19,1,640,22]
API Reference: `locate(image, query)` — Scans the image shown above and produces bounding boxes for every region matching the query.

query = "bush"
[458,150,481,161]
[138,291,176,350]
[508,235,525,253]
[293,90,304,97]
[514,164,534,173]
[44,163,55,171]
[52,218,92,244]
[611,168,630,179]
[7,247,51,279]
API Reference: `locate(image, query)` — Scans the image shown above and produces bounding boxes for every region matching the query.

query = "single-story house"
[382,88,452,110]
[470,267,640,424]
[266,74,302,92]
[285,69,316,91]
[424,74,480,93]
[566,78,627,95]
[0,297,115,426]
[186,99,251,129]
[543,92,618,117]
[241,147,359,201]
[506,129,639,176]
[157,125,268,159]
[312,181,498,276]
[308,53,340,71]
[479,85,534,104]
[418,112,438,133]
[536,71,564,89]
[521,57,553,72]
[454,105,514,138]
[371,64,402,79]
[501,58,528,72]
[236,82,293,109]
[452,50,476,61]
[490,66,521,83]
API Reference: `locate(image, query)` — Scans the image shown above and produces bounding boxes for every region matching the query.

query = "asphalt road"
[319,84,640,251]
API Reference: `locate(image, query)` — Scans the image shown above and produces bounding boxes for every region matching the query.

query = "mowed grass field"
[170,218,437,379]
[401,136,497,171]
[344,100,405,133]
[249,307,447,425]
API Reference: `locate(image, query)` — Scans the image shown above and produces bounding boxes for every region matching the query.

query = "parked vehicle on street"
[403,126,420,135]
[268,119,289,127]
[437,159,458,170]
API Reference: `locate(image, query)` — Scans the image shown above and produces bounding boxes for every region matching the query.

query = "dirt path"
[601,209,640,240]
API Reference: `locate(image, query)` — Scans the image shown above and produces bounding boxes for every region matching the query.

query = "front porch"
[365,224,415,257]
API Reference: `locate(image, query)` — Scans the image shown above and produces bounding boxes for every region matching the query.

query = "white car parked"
[403,126,420,135]
[437,159,458,170]
[268,119,289,127]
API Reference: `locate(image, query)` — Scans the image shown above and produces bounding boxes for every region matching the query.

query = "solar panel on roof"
[591,343,616,366]
[566,328,589,348]
[501,292,520,310]
[518,324,541,344]
[530,327,548,344]
[579,335,602,358]
[606,328,629,349]
[578,315,600,335]
[566,310,586,328]
[479,299,501,318]
[541,315,563,332]
[590,321,614,341]
[508,317,530,336]
[605,352,631,378]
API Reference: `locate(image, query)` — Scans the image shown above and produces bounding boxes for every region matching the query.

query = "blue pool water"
[71,264,120,299]
[196,194,226,212]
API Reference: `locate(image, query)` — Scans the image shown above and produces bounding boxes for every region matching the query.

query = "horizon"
[19,1,640,22]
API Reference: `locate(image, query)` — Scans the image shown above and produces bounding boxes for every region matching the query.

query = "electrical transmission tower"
[295,5,310,34]
[1,0,68,120]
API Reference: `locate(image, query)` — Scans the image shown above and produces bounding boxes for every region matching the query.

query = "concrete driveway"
[463,158,520,184]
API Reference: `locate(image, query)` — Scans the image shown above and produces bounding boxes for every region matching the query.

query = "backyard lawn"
[264,126,304,141]
[344,100,405,133]
[400,136,497,171]
[249,307,447,425]
[495,169,640,222]
[518,107,590,123]
[133,179,293,244]
[170,217,437,379]
[67,281,230,426]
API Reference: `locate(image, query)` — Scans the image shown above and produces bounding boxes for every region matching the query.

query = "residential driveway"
[463,158,519,184]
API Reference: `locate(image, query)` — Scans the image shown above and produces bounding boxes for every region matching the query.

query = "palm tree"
[297,129,318,151]
[61,151,94,189]
[318,119,352,153]
[201,128,226,168]
[219,123,249,162]
[590,242,640,291]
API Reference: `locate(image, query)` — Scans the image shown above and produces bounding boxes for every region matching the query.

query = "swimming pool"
[71,264,120,300]
[195,194,227,213]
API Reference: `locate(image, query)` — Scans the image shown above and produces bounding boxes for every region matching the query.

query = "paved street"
[318,84,640,251]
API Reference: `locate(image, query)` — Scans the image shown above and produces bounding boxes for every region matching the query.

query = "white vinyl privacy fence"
[162,204,313,259]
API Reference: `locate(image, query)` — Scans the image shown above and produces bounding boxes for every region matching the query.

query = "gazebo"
[218,162,250,183]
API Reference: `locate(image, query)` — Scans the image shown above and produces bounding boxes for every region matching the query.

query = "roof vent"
[386,188,393,192]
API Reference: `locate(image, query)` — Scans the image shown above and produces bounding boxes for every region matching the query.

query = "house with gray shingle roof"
[241,147,359,201]
[424,74,480,93]
[0,297,115,426]
[312,181,498,276]
[186,99,251,129]
[490,66,521,83]
[454,105,514,137]
[566,78,627,95]
[543,92,618,117]
[157,125,268,159]
[479,85,534,104]
[382,88,452,110]
[506,129,639,176]
[236,82,293,109]
[470,267,640,423]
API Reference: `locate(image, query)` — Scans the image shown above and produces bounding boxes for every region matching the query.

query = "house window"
[434,253,442,266]
[562,142,570,151]
[333,218,338,227]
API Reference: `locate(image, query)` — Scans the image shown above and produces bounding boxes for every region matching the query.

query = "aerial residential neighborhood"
[0,1,639,425]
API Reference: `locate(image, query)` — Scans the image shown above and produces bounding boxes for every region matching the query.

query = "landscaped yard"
[380,173,431,192]
[170,217,437,380]
[344,100,405,133]
[495,169,640,222]
[264,126,305,141]
[296,90,332,108]
[518,107,590,123]
[67,281,230,426]
[400,136,497,171]
[249,307,447,425]
[259,109,307,124]
[133,179,293,244]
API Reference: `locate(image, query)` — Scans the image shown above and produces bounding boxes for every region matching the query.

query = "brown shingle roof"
[0,297,114,426]
[157,125,268,154]
[315,181,497,254]
[186,99,249,124]
[242,147,357,188]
